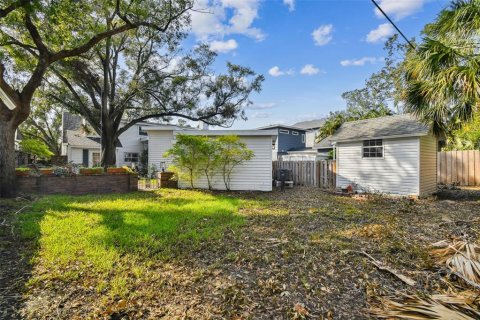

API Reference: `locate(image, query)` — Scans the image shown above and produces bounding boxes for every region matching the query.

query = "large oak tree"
[0,0,193,197]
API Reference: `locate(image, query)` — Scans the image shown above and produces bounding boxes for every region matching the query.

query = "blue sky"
[187,0,450,129]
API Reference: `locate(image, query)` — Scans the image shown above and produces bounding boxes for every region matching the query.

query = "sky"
[185,0,450,129]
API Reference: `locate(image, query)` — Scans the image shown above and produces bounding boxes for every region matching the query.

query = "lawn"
[2,187,480,319]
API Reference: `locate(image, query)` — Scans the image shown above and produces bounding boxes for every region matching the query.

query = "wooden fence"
[273,160,336,188]
[438,150,480,186]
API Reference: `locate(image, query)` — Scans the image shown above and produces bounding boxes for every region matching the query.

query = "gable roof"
[329,114,430,142]
[64,130,123,148]
[292,119,326,130]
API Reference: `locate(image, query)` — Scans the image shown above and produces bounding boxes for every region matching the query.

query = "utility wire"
[371,0,416,51]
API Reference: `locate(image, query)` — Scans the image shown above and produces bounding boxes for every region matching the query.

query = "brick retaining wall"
[16,174,138,195]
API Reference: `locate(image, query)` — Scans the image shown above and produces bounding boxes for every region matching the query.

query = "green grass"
[19,189,246,294]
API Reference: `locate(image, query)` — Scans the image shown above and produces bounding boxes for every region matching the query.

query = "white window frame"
[138,126,147,136]
[279,129,289,134]
[124,152,139,163]
[362,139,384,158]
[92,152,101,167]
[292,131,299,136]
[302,134,305,143]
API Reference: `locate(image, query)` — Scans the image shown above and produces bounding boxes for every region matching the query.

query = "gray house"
[257,124,306,159]
[292,119,325,148]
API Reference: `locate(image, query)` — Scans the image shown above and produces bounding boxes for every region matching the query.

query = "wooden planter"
[15,170,31,177]
[107,167,127,174]
[40,168,54,176]
[158,172,177,188]
[80,168,103,175]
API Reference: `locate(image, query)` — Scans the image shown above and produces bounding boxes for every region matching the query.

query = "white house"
[145,127,278,191]
[61,112,167,167]
[330,114,437,197]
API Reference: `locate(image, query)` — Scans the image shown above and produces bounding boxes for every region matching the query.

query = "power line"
[370,0,416,51]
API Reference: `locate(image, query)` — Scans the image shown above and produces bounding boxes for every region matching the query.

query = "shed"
[330,114,437,197]
[145,127,278,191]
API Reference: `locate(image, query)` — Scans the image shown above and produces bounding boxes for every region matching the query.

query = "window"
[124,152,139,163]
[362,139,383,158]
[138,126,147,136]
[292,131,299,136]
[279,129,289,134]
[92,152,101,167]
[302,134,305,143]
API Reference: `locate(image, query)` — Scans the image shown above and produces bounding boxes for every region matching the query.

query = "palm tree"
[404,0,480,136]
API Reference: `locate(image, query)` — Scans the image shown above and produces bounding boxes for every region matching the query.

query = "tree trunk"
[101,134,118,168]
[0,120,18,198]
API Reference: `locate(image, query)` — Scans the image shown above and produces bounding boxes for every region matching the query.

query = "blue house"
[257,125,307,159]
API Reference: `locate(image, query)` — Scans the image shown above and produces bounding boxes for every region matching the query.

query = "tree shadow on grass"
[19,190,245,278]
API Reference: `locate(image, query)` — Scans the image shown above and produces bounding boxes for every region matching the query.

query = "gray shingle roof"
[64,130,123,148]
[329,114,430,142]
[292,119,326,130]
[314,135,334,149]
[64,130,101,148]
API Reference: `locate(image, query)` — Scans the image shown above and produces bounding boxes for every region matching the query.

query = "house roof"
[64,130,123,148]
[174,129,278,136]
[256,124,306,131]
[292,119,326,130]
[329,114,430,142]
[314,135,334,149]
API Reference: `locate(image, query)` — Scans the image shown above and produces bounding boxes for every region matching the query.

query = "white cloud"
[300,64,322,75]
[374,0,425,21]
[312,24,333,46]
[251,111,271,119]
[246,102,277,110]
[283,0,295,11]
[366,23,395,43]
[340,57,381,67]
[268,66,294,77]
[209,39,238,53]
[191,0,265,41]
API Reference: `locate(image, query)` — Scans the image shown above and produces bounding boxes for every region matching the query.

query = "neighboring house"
[330,114,437,197]
[61,112,167,167]
[292,119,325,148]
[145,127,278,191]
[257,124,306,159]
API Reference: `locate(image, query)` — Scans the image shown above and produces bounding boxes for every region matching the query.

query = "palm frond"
[371,292,480,320]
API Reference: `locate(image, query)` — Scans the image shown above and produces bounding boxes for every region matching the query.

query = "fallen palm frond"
[431,240,480,286]
[371,292,480,320]
[356,251,416,286]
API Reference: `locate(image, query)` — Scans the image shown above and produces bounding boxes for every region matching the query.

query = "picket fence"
[272,160,336,188]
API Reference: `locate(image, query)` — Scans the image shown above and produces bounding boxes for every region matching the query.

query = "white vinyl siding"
[68,147,101,167]
[419,135,437,196]
[117,124,146,166]
[147,131,175,172]
[336,137,420,196]
[148,131,273,191]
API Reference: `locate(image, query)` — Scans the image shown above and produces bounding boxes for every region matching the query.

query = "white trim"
[302,134,305,143]
[174,129,278,136]
[279,129,289,134]
[330,132,429,143]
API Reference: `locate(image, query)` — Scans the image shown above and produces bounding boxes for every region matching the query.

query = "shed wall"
[419,135,437,196]
[336,137,420,195]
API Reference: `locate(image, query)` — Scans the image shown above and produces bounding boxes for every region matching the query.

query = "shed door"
[82,149,89,167]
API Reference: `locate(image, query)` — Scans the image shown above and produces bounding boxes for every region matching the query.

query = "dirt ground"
[1,187,480,319]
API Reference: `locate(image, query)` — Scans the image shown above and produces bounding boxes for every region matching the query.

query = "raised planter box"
[40,168,54,176]
[15,169,31,177]
[80,168,103,175]
[16,173,138,195]
[157,172,177,188]
[107,167,127,174]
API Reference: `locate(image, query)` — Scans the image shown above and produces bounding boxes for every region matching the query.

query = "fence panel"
[273,160,336,188]
[438,150,480,186]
